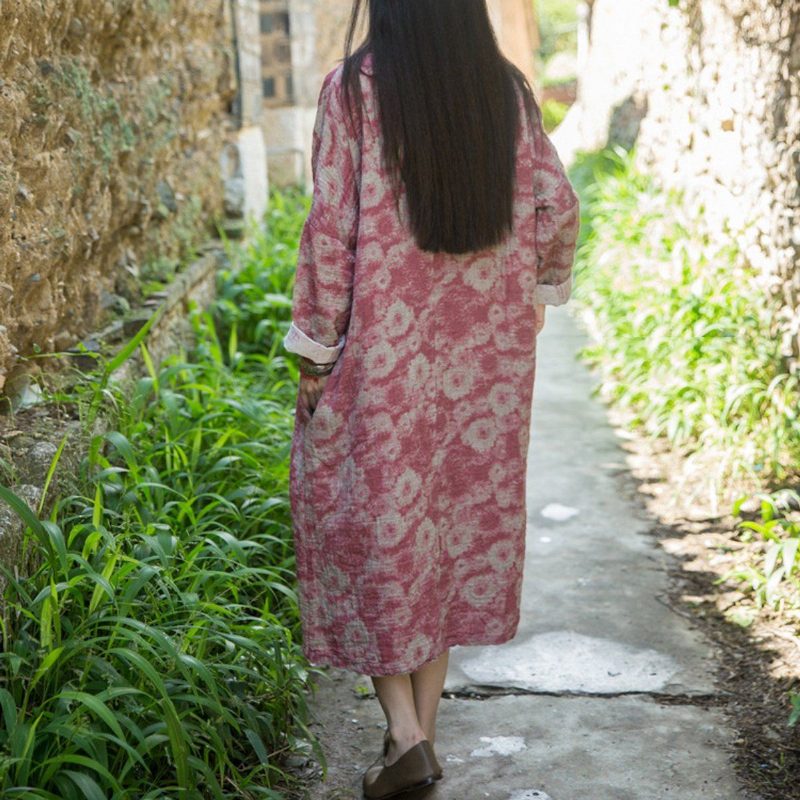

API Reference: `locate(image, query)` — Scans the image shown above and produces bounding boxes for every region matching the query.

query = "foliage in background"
[542,98,569,133]
[215,188,310,355]
[569,146,800,494]
[536,0,578,67]
[0,190,319,798]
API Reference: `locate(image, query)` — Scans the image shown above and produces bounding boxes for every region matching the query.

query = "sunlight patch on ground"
[460,630,679,693]
[540,503,580,521]
[469,735,528,758]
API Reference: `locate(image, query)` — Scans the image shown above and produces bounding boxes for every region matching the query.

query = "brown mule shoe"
[383,729,443,780]
[363,738,440,799]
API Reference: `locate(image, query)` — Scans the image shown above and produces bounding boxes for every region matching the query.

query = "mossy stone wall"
[561,0,799,372]
[0,0,238,392]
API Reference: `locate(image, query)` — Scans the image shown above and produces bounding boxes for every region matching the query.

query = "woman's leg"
[370,648,450,765]
[410,648,449,745]
[371,673,427,765]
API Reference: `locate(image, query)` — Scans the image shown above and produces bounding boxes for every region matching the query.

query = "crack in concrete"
[442,688,728,705]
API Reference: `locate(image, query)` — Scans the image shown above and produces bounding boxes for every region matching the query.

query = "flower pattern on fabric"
[283,53,579,676]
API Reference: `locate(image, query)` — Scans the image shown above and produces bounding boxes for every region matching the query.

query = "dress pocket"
[303,368,349,467]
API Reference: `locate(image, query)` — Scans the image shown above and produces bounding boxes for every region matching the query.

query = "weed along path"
[300,306,752,800]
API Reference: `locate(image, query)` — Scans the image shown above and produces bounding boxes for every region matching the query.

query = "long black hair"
[340,0,539,255]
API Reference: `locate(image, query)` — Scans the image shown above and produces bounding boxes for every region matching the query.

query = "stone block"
[221,126,269,223]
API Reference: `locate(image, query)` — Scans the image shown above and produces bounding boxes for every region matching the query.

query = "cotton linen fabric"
[283,53,579,676]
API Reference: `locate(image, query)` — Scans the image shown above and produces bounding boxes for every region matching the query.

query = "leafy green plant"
[722,491,800,611]
[789,693,800,728]
[0,190,321,797]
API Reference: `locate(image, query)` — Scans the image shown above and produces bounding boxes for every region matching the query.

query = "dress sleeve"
[282,69,360,365]
[531,107,580,306]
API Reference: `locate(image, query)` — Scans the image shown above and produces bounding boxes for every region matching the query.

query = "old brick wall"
[0,0,239,394]
[556,0,800,371]
[261,0,540,187]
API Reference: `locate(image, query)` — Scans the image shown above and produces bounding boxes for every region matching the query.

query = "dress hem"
[302,626,520,677]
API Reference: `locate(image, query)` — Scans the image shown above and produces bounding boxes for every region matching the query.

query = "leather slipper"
[363,738,440,799]
[383,729,443,780]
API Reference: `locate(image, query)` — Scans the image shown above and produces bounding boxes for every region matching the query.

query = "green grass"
[726,487,800,728]
[569,146,800,493]
[214,188,310,354]
[0,189,321,798]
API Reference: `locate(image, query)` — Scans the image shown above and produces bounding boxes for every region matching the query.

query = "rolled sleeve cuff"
[533,274,572,306]
[282,321,345,364]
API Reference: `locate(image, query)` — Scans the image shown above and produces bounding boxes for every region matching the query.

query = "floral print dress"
[282,53,580,676]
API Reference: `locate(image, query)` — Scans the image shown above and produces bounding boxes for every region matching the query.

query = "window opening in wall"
[260,0,294,107]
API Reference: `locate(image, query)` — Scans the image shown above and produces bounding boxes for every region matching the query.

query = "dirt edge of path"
[602,399,800,800]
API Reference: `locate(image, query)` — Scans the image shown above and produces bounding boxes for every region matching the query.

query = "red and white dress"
[283,53,580,676]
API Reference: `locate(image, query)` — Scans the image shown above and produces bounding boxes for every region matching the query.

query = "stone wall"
[555,0,800,371]
[0,0,240,395]
[224,0,269,229]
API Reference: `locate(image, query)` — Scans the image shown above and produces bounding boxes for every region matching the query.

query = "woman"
[281,1,580,797]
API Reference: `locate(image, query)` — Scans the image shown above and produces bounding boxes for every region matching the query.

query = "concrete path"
[303,305,751,800]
